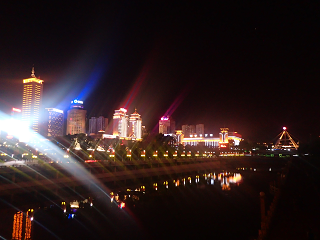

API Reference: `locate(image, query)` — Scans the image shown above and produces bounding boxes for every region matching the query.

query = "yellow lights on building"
[113,108,128,137]
[23,78,43,84]
[129,109,142,139]
[21,68,43,134]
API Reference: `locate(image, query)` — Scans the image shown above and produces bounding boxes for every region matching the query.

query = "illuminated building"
[89,116,108,135]
[196,124,204,137]
[44,108,64,137]
[175,130,184,143]
[113,108,128,137]
[66,99,86,135]
[129,109,142,139]
[182,128,242,148]
[22,67,43,133]
[159,116,175,134]
[182,125,195,137]
[273,127,299,150]
[12,211,23,240]
[219,128,229,148]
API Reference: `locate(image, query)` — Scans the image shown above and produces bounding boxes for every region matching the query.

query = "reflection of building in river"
[12,211,23,240]
[12,209,33,240]
[217,172,242,191]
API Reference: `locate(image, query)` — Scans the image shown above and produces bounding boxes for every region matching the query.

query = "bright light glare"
[0,111,113,202]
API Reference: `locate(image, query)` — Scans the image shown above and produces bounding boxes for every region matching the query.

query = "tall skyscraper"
[113,108,128,137]
[22,67,43,133]
[196,124,204,137]
[44,108,64,137]
[159,116,175,134]
[129,109,142,139]
[66,99,86,135]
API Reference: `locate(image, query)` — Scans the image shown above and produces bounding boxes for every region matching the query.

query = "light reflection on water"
[9,171,244,239]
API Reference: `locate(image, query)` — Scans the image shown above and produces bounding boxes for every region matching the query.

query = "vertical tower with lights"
[22,67,43,133]
[129,109,142,139]
[113,108,128,137]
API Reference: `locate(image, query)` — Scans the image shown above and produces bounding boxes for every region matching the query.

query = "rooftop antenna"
[31,65,35,78]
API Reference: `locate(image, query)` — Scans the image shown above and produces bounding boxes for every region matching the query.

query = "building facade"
[196,124,204,137]
[89,116,108,135]
[179,128,242,148]
[22,68,43,133]
[44,108,64,137]
[66,100,86,135]
[129,109,142,139]
[182,124,195,137]
[159,116,175,134]
[113,108,128,137]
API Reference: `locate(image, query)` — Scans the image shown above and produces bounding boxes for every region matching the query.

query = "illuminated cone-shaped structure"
[273,127,299,150]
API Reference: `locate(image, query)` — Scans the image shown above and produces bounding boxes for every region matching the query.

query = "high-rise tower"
[129,109,142,139]
[22,67,43,133]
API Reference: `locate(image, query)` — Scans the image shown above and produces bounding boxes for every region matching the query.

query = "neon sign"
[71,99,83,104]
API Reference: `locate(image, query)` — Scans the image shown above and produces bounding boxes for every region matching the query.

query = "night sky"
[0,2,319,142]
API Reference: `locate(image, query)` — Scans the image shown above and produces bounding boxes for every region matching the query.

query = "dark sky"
[0,2,319,142]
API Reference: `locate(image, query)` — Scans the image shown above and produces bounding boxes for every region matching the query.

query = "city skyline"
[0,2,318,142]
